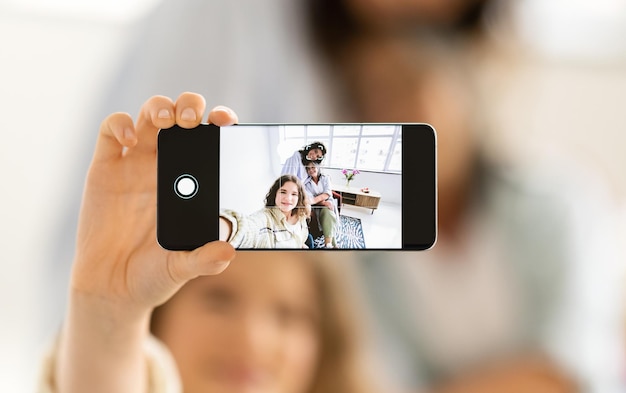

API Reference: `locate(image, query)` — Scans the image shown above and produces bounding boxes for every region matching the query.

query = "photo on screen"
[219,124,402,249]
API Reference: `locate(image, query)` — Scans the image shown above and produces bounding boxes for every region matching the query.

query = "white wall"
[220,125,278,214]
[219,126,404,210]
[0,6,139,392]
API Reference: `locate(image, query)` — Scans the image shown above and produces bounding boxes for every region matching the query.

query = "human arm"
[54,93,238,393]
[219,216,233,242]
[428,353,578,393]
[303,178,332,207]
[219,208,276,248]
[300,215,310,248]
[309,193,331,206]
[312,175,334,208]
[280,151,306,179]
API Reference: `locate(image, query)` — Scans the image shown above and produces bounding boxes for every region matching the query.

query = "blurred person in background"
[44,0,625,392]
[306,0,625,392]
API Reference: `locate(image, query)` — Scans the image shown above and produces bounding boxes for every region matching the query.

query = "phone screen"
[157,123,436,251]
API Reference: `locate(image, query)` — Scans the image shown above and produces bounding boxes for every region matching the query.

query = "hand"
[72,92,238,314]
[57,93,240,393]
[432,353,578,393]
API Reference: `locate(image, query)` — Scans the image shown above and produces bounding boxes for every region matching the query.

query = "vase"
[345,179,352,187]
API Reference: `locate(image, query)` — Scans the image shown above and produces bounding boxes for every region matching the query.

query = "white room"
[220,124,403,248]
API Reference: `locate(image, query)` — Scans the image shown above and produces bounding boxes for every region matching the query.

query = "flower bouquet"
[342,168,360,187]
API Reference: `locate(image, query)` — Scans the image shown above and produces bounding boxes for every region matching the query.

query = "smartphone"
[157,123,436,251]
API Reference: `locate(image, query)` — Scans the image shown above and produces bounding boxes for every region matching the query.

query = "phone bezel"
[157,123,437,251]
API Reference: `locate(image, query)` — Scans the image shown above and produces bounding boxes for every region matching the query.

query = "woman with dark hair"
[281,141,327,181]
[220,174,310,248]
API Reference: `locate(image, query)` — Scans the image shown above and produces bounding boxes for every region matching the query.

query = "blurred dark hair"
[305,0,493,59]
[299,141,327,165]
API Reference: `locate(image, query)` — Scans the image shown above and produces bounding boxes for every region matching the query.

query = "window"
[278,124,402,173]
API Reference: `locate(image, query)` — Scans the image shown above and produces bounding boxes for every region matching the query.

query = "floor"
[339,202,402,249]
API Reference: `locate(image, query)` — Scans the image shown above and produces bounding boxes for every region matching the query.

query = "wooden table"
[332,184,381,214]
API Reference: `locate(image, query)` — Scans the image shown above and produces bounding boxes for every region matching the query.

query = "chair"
[332,190,342,214]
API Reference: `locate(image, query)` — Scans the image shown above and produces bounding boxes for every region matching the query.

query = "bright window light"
[513,0,626,61]
[1,0,162,22]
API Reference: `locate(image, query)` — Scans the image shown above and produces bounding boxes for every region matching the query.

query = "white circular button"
[174,174,198,199]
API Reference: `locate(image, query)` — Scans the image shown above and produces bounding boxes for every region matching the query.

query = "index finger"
[207,105,239,126]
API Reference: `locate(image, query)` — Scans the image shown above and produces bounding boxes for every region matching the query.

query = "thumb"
[166,241,236,284]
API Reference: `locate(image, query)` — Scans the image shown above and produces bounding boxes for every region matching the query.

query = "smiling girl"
[220,174,310,249]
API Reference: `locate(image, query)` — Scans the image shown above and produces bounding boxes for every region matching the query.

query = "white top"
[303,174,333,201]
[280,151,308,181]
[37,335,182,393]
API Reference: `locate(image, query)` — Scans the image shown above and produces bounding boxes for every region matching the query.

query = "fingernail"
[181,108,196,121]
[213,105,232,116]
[212,106,238,123]
[123,127,135,140]
[157,109,171,119]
